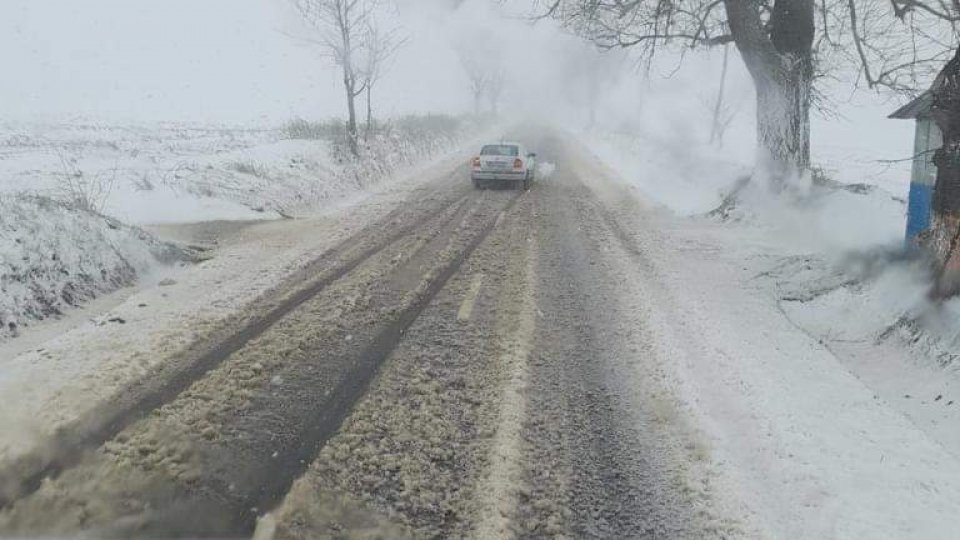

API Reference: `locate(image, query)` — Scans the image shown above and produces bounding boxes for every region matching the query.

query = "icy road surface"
[1,131,960,539]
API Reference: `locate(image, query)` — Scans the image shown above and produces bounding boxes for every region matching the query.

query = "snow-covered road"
[0,148,477,475]
[1,129,959,538]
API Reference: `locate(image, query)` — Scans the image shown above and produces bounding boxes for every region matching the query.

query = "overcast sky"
[0,0,516,123]
[1,0,355,122]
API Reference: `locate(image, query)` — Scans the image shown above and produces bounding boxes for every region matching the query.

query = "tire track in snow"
[472,217,537,538]
[0,188,526,538]
[0,185,473,511]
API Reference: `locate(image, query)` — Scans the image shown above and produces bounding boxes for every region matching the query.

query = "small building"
[889,92,940,242]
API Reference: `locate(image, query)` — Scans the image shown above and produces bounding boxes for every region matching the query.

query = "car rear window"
[480,145,519,157]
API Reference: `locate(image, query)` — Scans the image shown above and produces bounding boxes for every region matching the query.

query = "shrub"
[282,118,345,141]
[53,152,116,214]
[228,160,269,178]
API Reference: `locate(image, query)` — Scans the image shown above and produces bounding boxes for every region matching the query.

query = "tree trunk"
[343,72,359,157]
[725,0,813,191]
[365,86,373,140]
[339,5,359,158]
[752,56,812,191]
[924,46,960,297]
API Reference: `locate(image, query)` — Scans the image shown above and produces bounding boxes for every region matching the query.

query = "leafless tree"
[457,45,493,115]
[534,0,818,191]
[358,21,407,138]
[291,0,386,156]
[560,44,628,128]
[533,1,957,190]
[486,67,507,115]
[700,91,741,148]
[463,64,490,115]
[456,32,508,116]
[709,42,734,146]
[822,0,959,93]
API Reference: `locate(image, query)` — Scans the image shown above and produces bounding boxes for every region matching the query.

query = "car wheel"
[473,178,482,190]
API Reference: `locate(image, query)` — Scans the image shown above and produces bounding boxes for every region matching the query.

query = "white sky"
[0,0,916,186]
[1,0,343,122]
[0,0,486,123]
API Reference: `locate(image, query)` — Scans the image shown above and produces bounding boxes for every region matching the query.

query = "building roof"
[889,92,932,120]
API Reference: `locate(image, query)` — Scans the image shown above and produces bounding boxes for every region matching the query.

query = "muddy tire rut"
[269,188,539,540]
[0,176,476,513]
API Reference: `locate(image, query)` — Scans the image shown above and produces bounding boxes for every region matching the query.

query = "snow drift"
[0,194,185,339]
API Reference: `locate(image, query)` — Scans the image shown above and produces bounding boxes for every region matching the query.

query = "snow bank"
[731,179,906,255]
[170,117,472,217]
[583,129,749,216]
[583,123,910,256]
[582,127,907,256]
[0,194,184,339]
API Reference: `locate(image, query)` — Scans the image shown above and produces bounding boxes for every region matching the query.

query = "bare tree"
[560,44,627,128]
[457,45,493,115]
[701,91,741,149]
[456,32,508,116]
[535,1,955,183]
[358,21,406,138]
[709,42,733,146]
[834,1,959,92]
[486,67,507,115]
[536,0,818,191]
[464,66,489,115]
[292,0,384,156]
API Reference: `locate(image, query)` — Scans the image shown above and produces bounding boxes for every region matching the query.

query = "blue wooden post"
[890,93,939,244]
[906,117,940,242]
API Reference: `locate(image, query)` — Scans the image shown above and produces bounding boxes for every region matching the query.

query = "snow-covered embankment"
[0,116,478,340]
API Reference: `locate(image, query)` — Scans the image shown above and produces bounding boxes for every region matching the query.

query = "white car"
[470,142,537,190]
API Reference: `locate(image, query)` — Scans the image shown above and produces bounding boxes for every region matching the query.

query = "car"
[470,142,537,190]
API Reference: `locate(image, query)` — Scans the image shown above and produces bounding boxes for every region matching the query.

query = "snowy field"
[0,117,472,223]
[0,117,480,339]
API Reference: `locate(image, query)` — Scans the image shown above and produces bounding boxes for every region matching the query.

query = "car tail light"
[513,158,523,169]
[472,157,481,168]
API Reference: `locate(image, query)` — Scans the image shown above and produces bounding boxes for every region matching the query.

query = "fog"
[0,0,913,186]
[2,5,958,535]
